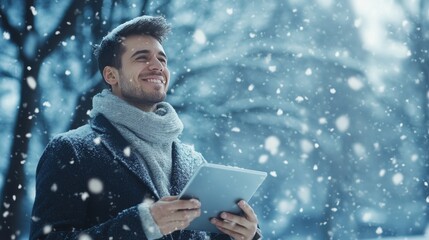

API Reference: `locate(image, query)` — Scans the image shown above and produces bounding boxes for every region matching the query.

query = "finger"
[160,196,178,201]
[238,200,257,223]
[166,209,201,222]
[219,212,248,228]
[217,226,244,240]
[217,210,258,238]
[210,219,245,239]
[166,199,201,211]
[211,217,247,236]
[150,199,201,226]
[159,220,191,235]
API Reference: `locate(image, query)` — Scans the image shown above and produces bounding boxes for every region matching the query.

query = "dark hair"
[94,15,171,80]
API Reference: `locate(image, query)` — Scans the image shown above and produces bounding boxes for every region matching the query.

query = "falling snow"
[88,178,103,194]
[81,192,89,201]
[26,76,37,90]
[348,76,364,91]
[30,6,38,16]
[335,115,350,132]
[258,154,268,164]
[300,139,314,154]
[268,66,277,72]
[93,137,101,145]
[392,173,404,185]
[3,31,10,40]
[78,234,93,240]
[193,29,206,45]
[264,136,280,155]
[231,127,240,133]
[43,225,52,234]
[248,84,255,91]
[50,183,57,192]
[295,96,304,103]
[0,1,428,240]
[42,101,51,107]
[123,146,131,157]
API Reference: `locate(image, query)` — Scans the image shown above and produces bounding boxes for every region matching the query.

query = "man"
[30,16,261,240]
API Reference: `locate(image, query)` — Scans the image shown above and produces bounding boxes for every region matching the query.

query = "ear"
[103,66,119,87]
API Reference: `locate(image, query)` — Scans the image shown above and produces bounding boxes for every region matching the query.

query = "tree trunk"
[69,80,105,130]
[0,63,40,239]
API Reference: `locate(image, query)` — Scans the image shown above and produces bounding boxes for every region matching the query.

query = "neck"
[119,98,157,112]
[133,102,157,112]
[110,89,158,112]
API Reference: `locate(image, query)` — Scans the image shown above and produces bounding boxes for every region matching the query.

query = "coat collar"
[91,114,160,198]
[90,114,192,199]
[170,143,196,196]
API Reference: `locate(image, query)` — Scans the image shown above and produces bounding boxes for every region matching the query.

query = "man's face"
[108,35,170,111]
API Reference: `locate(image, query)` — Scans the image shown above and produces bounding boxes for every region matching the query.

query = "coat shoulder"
[45,124,104,157]
[55,124,97,144]
[39,124,101,171]
[174,141,207,165]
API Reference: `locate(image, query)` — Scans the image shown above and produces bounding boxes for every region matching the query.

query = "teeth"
[145,78,165,84]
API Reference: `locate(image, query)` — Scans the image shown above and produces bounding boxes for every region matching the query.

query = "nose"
[147,58,164,72]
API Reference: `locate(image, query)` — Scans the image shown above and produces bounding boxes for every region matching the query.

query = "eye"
[136,55,147,61]
[158,57,167,64]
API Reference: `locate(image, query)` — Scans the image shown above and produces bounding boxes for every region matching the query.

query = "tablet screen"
[178,163,267,233]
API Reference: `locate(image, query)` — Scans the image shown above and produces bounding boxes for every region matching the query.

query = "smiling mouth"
[142,78,166,84]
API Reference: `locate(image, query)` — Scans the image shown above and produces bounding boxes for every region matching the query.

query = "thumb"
[160,196,178,201]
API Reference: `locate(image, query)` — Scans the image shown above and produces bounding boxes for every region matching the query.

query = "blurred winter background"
[0,0,428,239]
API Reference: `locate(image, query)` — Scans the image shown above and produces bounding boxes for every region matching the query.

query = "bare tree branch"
[38,0,85,60]
[24,0,35,32]
[153,0,171,16]
[0,69,16,79]
[141,0,149,14]
[68,74,105,130]
[0,7,22,45]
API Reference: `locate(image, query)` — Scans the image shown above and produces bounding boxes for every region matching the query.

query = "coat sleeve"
[30,135,147,240]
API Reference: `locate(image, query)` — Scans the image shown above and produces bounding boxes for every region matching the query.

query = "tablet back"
[179,163,267,233]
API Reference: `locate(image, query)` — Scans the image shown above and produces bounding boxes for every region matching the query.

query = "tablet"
[178,163,267,233]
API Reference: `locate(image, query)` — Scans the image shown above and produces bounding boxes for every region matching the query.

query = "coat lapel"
[170,143,201,196]
[91,114,160,199]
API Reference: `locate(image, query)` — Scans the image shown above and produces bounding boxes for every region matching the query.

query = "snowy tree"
[0,1,86,238]
[1,0,429,239]
[0,0,166,238]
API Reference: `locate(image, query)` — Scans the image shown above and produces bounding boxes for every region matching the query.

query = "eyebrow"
[130,50,167,59]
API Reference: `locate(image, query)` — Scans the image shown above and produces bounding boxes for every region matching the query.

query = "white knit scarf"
[90,89,184,197]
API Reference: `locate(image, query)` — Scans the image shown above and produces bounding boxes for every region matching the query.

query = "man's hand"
[210,200,258,240]
[150,196,201,235]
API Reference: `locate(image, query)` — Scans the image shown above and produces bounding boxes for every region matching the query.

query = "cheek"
[165,69,170,81]
[164,70,170,86]
[126,72,140,84]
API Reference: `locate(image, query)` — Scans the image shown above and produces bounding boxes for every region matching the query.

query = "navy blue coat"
[30,114,229,240]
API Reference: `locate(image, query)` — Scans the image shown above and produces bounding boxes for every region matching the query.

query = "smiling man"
[30,16,261,240]
[105,35,169,111]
